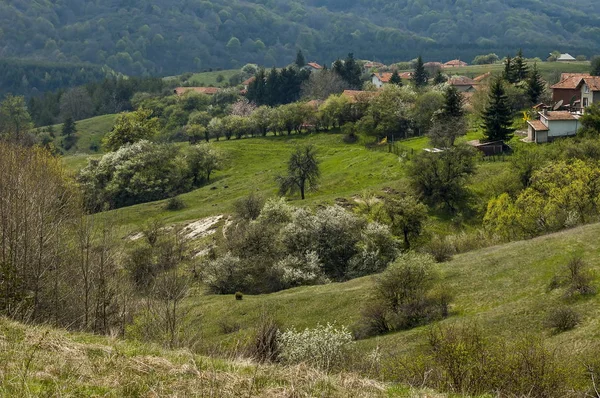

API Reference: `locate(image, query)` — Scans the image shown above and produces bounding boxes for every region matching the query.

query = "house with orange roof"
[443,59,468,68]
[303,62,323,72]
[242,76,256,90]
[551,74,600,107]
[371,72,412,88]
[527,110,581,143]
[473,72,492,83]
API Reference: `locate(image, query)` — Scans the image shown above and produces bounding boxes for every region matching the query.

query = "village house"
[242,76,256,91]
[371,72,413,88]
[527,110,580,143]
[556,53,576,62]
[443,59,468,68]
[448,76,478,92]
[551,74,600,108]
[303,62,323,72]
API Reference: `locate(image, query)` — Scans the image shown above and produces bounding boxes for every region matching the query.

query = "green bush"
[164,196,185,211]
[546,307,581,333]
[356,253,451,337]
[234,291,243,300]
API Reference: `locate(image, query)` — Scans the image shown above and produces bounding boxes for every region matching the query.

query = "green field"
[88,133,416,234]
[408,61,592,83]
[190,221,600,360]
[39,114,117,154]
[184,69,242,87]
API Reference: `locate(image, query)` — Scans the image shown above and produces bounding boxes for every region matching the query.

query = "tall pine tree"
[526,62,545,105]
[442,86,464,118]
[61,116,76,136]
[481,79,515,142]
[247,69,266,105]
[503,56,516,83]
[295,50,306,68]
[413,56,428,88]
[390,71,402,86]
[512,49,529,83]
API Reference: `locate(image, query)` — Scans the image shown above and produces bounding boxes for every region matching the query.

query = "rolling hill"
[1,0,599,76]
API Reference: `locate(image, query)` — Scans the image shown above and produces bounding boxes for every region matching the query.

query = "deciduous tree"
[278,145,320,200]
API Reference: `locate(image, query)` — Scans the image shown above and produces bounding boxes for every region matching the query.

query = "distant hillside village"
[171,51,598,149]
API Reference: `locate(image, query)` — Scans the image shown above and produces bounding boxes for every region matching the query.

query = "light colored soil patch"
[183,215,223,240]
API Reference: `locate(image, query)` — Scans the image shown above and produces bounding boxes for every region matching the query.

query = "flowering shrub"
[278,323,354,371]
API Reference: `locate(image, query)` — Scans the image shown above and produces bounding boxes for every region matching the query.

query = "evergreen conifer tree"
[433,70,447,85]
[247,69,266,105]
[526,62,545,105]
[344,53,362,89]
[61,116,76,136]
[442,86,464,118]
[481,79,515,142]
[512,49,529,83]
[390,71,402,86]
[503,56,516,83]
[413,56,428,88]
[295,50,306,68]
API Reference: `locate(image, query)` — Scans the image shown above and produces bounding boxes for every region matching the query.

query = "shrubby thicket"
[202,198,400,294]
[79,140,221,211]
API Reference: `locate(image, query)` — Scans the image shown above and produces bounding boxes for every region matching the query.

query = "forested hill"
[1,0,599,76]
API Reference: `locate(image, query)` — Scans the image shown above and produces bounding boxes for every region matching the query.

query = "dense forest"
[1,0,599,76]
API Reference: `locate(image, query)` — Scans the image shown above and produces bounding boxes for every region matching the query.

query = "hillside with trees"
[1,0,599,76]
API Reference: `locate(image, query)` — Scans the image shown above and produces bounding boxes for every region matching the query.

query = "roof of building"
[557,53,576,61]
[306,62,323,69]
[174,87,220,96]
[399,72,413,79]
[242,76,256,86]
[551,76,586,90]
[372,72,393,83]
[583,76,600,91]
[541,111,578,121]
[527,120,549,131]
[448,76,477,86]
[443,59,468,67]
[473,72,492,82]
[560,73,591,81]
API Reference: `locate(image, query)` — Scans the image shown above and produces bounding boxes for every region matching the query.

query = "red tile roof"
[307,62,322,69]
[373,72,393,83]
[174,87,220,96]
[399,72,413,79]
[583,77,600,91]
[242,76,256,86]
[551,76,585,90]
[443,59,468,67]
[560,73,591,81]
[527,120,549,131]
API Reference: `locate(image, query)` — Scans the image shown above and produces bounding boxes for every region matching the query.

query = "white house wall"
[547,120,579,137]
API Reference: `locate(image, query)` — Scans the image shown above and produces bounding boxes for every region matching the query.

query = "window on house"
[584,84,590,94]
[584,98,589,108]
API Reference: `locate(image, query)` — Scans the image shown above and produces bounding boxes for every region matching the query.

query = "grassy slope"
[93,133,419,234]
[185,69,241,87]
[0,318,424,397]
[415,61,591,81]
[41,114,117,154]
[191,222,600,357]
